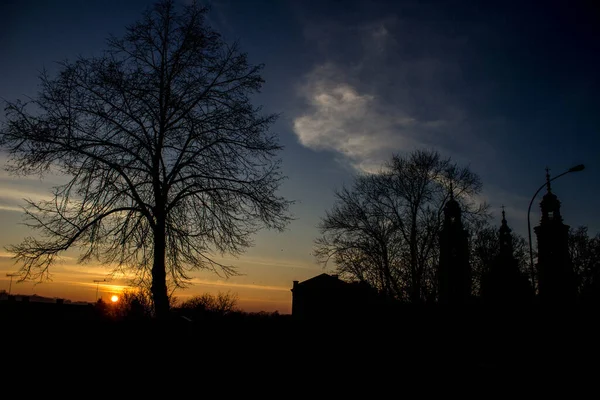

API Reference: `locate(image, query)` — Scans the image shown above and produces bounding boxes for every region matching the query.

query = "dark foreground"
[1,301,599,385]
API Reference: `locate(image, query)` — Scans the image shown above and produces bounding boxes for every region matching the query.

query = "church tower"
[438,191,471,304]
[482,208,533,305]
[534,169,575,305]
[498,207,513,259]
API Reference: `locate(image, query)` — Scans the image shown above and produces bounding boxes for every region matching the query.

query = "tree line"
[314,149,600,303]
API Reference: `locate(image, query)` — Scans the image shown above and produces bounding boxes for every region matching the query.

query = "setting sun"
[111,295,119,303]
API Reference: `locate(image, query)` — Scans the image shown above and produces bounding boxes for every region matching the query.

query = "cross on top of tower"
[545,166,552,193]
[499,204,513,256]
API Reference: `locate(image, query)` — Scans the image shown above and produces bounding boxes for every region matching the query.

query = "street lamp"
[93,279,109,301]
[6,273,19,295]
[527,164,585,290]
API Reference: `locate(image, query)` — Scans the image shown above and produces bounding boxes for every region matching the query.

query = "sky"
[0,0,598,313]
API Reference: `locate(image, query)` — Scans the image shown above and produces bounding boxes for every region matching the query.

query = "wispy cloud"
[188,277,290,292]
[72,281,131,291]
[0,204,24,213]
[216,253,319,271]
[0,183,57,213]
[0,153,72,212]
[0,189,53,212]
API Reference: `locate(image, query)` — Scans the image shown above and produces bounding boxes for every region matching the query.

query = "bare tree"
[0,0,291,318]
[315,150,488,302]
[380,150,488,302]
[314,175,403,298]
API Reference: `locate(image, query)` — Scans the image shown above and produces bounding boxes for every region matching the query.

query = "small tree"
[0,0,291,318]
[179,291,239,317]
[110,288,154,320]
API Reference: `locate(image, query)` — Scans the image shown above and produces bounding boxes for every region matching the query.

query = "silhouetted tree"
[568,226,600,301]
[0,0,291,318]
[315,149,488,302]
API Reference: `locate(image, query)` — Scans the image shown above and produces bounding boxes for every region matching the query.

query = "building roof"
[294,273,347,289]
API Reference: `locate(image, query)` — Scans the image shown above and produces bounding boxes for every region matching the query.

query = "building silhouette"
[534,169,576,305]
[481,208,533,305]
[290,273,379,320]
[438,191,471,304]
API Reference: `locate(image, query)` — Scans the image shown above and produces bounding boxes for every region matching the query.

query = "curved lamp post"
[6,273,19,295]
[527,164,585,290]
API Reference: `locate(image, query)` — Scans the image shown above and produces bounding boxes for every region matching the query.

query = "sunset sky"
[1,0,598,313]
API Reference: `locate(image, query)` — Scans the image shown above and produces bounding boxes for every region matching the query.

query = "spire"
[540,167,563,224]
[499,206,513,257]
[443,183,461,227]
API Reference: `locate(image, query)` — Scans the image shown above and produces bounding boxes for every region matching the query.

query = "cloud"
[0,151,74,208]
[216,253,318,271]
[293,63,421,172]
[292,15,489,172]
[0,163,64,212]
[0,204,24,213]
[0,188,52,210]
[188,277,290,292]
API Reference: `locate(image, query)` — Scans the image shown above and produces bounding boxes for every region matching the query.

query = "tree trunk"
[410,272,422,303]
[152,218,170,319]
[410,212,421,303]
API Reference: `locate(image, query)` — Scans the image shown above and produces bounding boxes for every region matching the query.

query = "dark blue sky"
[212,0,599,237]
[1,0,599,307]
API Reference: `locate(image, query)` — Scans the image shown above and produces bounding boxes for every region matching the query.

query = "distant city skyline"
[1,0,598,313]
